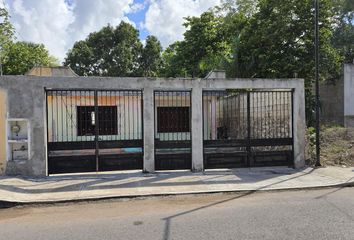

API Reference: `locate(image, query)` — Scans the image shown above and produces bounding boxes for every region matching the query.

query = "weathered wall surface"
[0,76,306,176]
[319,77,344,126]
[0,89,6,174]
[344,64,354,127]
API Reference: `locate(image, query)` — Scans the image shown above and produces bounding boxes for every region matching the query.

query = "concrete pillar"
[344,64,354,127]
[0,89,7,175]
[191,87,204,172]
[143,87,155,173]
[293,86,306,169]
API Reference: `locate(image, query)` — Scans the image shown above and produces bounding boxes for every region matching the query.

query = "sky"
[1,0,221,62]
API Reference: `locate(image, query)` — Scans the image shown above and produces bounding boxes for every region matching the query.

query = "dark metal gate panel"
[46,89,143,174]
[154,90,191,170]
[203,89,293,169]
[249,91,293,167]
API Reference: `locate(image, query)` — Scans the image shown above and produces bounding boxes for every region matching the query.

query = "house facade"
[0,74,306,177]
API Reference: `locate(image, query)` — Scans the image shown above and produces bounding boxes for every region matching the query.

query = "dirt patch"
[307,126,354,167]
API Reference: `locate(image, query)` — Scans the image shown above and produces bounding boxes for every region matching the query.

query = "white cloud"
[5,0,135,62]
[142,0,221,48]
[8,0,74,61]
[4,0,222,62]
[67,0,134,43]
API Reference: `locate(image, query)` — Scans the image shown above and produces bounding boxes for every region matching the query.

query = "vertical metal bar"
[275,92,278,138]
[247,91,251,166]
[123,90,126,140]
[128,90,131,140]
[136,90,138,140]
[153,91,156,161]
[178,91,180,141]
[51,90,54,142]
[189,91,192,152]
[140,90,143,150]
[252,91,255,139]
[255,92,258,139]
[288,92,291,138]
[260,92,263,139]
[202,91,205,165]
[83,91,86,141]
[45,88,49,175]
[60,91,63,142]
[291,90,295,165]
[315,0,321,166]
[130,90,133,140]
[281,91,284,138]
[56,91,59,142]
[94,91,99,172]
[73,91,75,141]
[283,92,286,138]
[267,91,270,139]
[209,92,212,140]
[282,91,285,138]
[169,91,172,141]
[65,91,68,142]
[69,91,72,142]
[273,91,276,138]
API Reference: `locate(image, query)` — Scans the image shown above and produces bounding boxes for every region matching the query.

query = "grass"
[307,125,354,167]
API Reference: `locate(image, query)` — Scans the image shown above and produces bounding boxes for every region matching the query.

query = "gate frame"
[202,89,295,169]
[45,88,144,174]
[153,89,192,170]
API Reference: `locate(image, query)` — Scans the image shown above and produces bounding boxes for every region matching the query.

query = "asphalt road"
[0,188,354,240]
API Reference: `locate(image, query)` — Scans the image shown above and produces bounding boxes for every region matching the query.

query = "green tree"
[232,0,341,125]
[64,22,143,76]
[182,12,230,77]
[159,42,188,77]
[2,41,57,75]
[332,0,354,63]
[162,12,231,78]
[215,0,259,16]
[0,6,15,73]
[138,35,163,77]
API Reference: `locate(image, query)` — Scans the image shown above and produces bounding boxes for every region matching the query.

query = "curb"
[1,181,353,209]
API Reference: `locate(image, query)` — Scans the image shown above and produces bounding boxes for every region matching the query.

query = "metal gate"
[154,90,192,170]
[46,89,143,174]
[203,89,293,168]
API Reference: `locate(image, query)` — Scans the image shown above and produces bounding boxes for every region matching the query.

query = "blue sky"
[3,0,221,61]
[126,0,149,40]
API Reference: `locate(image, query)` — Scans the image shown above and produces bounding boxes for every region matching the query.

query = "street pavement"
[0,166,353,203]
[0,187,353,240]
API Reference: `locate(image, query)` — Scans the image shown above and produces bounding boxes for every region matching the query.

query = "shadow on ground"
[0,168,311,195]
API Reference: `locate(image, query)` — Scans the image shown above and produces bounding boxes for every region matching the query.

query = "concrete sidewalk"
[0,166,353,204]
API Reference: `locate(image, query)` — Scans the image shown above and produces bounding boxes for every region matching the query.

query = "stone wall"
[319,77,344,126]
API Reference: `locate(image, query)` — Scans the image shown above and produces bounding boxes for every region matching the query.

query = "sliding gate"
[46,89,143,174]
[203,89,293,168]
[154,90,192,170]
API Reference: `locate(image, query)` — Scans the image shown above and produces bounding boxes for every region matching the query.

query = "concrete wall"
[0,89,6,174]
[0,76,306,176]
[319,77,344,126]
[344,64,354,127]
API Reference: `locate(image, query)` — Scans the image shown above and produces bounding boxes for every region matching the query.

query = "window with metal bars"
[77,106,118,136]
[157,107,190,133]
